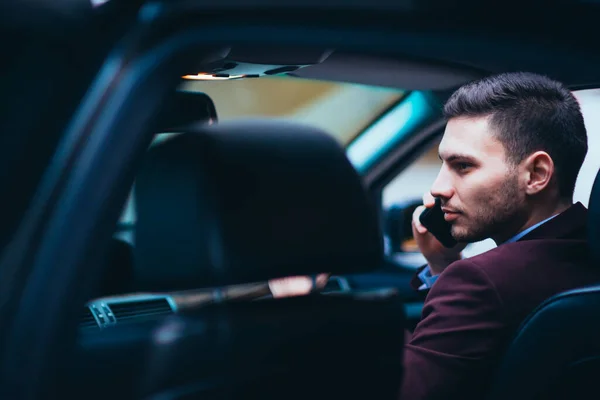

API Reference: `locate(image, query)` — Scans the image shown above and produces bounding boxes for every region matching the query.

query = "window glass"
[181,76,404,145]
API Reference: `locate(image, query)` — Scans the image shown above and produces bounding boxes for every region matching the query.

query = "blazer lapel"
[518,202,588,242]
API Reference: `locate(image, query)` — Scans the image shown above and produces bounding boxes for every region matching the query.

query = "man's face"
[433,116,527,243]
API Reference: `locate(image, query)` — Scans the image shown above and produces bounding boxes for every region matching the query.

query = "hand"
[412,193,467,275]
[269,273,330,298]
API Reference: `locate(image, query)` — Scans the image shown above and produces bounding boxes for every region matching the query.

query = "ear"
[522,151,555,195]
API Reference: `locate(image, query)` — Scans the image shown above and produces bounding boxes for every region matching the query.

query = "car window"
[382,88,600,261]
[181,76,404,145]
[116,77,405,243]
[347,91,439,174]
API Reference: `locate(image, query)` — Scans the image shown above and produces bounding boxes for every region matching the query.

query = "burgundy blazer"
[400,202,600,400]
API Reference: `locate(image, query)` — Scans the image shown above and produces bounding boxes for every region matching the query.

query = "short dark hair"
[444,72,587,199]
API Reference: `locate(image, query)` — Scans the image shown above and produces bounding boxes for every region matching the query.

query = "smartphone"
[419,198,457,248]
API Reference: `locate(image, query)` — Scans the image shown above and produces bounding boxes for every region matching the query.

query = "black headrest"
[156,91,217,132]
[588,169,600,263]
[93,239,134,299]
[134,119,382,291]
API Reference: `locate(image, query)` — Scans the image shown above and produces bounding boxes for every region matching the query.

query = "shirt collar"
[504,214,560,244]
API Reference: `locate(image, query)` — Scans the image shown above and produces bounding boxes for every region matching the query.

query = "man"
[401,72,600,400]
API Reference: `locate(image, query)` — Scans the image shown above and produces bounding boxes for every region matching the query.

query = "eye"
[455,162,472,172]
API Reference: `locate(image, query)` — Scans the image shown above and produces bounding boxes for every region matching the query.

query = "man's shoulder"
[440,202,591,291]
[441,237,596,322]
[465,238,589,276]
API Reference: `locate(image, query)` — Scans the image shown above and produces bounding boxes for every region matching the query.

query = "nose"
[430,165,454,200]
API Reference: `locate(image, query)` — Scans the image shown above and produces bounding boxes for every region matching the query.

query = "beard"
[450,172,526,243]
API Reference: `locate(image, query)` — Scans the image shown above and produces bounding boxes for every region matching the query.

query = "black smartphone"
[419,198,457,248]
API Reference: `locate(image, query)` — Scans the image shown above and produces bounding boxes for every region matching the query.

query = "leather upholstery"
[93,239,134,299]
[133,120,403,400]
[486,170,600,400]
[141,291,405,400]
[155,91,218,132]
[134,119,383,292]
[93,91,219,299]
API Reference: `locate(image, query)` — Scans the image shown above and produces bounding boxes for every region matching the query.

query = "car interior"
[75,60,600,400]
[3,1,600,399]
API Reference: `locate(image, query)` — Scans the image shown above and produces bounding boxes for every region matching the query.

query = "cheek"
[456,170,514,212]
[457,171,500,202]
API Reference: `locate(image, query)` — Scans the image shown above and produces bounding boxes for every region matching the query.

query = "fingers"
[422,192,436,208]
[412,205,428,235]
[269,276,313,298]
[315,273,330,288]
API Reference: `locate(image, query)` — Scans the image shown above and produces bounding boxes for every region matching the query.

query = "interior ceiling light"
[182,73,245,81]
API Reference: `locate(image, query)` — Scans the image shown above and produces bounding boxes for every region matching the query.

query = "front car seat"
[133,119,406,400]
[94,91,220,300]
[486,169,600,400]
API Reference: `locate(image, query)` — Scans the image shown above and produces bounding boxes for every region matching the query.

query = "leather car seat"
[95,238,135,298]
[92,91,219,300]
[486,169,600,400]
[155,90,218,132]
[133,119,406,400]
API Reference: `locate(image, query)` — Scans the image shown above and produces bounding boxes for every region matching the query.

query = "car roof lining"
[184,46,488,91]
[186,39,600,92]
[288,52,487,91]
[159,0,600,89]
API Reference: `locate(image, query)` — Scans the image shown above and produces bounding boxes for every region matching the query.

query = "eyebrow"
[438,153,479,164]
